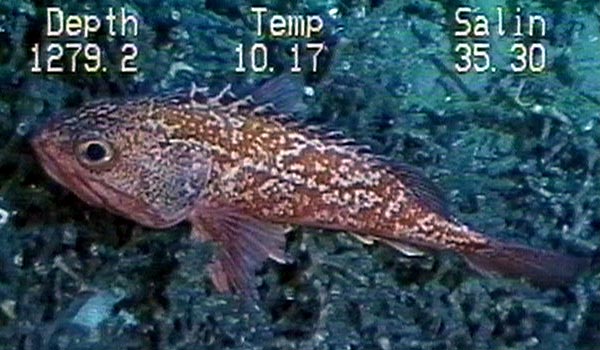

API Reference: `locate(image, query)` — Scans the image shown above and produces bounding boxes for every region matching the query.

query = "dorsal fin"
[246,79,452,221]
[250,74,307,115]
[388,162,452,219]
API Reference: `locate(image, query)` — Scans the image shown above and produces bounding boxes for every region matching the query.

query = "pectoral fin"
[190,204,291,296]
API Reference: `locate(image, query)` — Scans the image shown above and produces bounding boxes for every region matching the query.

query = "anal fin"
[190,204,291,296]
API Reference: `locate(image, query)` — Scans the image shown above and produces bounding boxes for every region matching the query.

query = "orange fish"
[31,75,589,296]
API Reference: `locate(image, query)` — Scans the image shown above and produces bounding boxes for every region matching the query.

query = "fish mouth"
[31,135,107,209]
[31,135,186,228]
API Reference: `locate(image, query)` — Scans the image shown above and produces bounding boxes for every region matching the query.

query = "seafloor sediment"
[0,0,599,349]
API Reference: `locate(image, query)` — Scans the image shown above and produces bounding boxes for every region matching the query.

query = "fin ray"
[348,232,375,245]
[190,204,290,296]
[378,238,426,257]
[388,162,451,219]
[462,239,590,287]
[250,74,306,115]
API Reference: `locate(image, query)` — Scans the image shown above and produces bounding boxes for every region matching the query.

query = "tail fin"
[462,240,590,287]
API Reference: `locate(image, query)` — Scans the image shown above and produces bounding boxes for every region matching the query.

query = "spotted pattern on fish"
[31,75,589,295]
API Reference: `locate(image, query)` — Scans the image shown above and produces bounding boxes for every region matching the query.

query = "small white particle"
[16,122,29,136]
[13,253,22,267]
[304,86,315,97]
[0,300,16,319]
[0,208,8,225]
[531,104,543,114]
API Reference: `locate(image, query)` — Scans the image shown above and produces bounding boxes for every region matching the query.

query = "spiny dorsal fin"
[250,74,307,115]
[388,161,452,220]
[247,79,451,218]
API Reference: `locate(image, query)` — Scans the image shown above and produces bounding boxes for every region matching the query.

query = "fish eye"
[75,140,115,168]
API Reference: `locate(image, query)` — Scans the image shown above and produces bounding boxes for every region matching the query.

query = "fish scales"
[159,95,473,248]
[31,75,589,296]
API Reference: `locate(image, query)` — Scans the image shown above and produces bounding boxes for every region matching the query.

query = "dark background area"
[0,0,599,349]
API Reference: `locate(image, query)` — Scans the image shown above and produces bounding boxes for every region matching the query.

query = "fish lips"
[30,133,108,209]
[31,134,188,228]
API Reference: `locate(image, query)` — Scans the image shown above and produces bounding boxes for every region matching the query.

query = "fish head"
[31,100,210,228]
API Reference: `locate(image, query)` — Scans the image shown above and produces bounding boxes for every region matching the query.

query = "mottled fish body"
[32,76,588,295]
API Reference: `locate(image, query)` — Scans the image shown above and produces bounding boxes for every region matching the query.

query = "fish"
[31,75,589,296]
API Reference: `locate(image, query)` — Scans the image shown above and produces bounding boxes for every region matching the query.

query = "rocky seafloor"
[0,0,599,349]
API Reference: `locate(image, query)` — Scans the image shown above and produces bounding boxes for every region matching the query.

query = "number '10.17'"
[235,42,324,73]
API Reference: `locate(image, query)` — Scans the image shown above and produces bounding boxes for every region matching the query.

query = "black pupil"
[85,143,107,161]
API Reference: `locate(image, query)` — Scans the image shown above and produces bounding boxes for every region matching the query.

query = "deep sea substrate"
[0,0,599,349]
